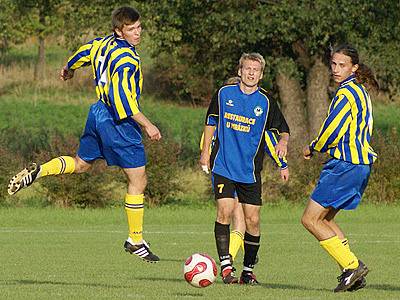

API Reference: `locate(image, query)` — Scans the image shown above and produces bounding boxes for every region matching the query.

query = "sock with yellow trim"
[229,230,244,261]
[125,194,144,244]
[39,156,75,178]
[320,236,359,270]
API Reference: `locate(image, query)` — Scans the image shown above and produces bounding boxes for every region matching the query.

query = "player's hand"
[275,139,288,158]
[280,167,289,182]
[199,151,210,174]
[60,66,74,81]
[145,124,162,141]
[303,145,313,160]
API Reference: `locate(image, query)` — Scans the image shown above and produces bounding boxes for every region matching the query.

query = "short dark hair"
[111,6,140,32]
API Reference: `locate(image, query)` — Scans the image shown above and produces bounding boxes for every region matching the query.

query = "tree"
[11,0,63,80]
[143,0,400,147]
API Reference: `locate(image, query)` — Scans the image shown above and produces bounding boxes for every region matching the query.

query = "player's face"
[116,20,142,46]
[239,59,263,88]
[331,52,358,83]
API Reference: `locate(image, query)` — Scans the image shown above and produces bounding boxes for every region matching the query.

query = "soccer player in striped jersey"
[7,7,161,262]
[301,44,379,292]
[200,53,290,285]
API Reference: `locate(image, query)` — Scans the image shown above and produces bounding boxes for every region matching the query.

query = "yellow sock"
[39,156,75,177]
[320,236,359,270]
[125,194,144,244]
[229,230,244,261]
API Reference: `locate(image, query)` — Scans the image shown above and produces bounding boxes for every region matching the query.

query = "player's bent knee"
[74,158,92,173]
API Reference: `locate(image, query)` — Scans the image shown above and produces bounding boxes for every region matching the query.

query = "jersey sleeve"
[67,38,102,70]
[108,64,141,121]
[205,90,219,126]
[310,94,352,153]
[266,97,290,134]
[264,130,288,169]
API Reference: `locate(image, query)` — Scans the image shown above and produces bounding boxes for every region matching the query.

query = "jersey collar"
[339,74,356,87]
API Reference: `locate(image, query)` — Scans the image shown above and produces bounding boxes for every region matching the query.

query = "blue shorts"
[77,101,146,168]
[311,159,371,210]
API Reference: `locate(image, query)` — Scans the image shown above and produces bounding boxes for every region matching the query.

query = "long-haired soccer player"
[302,44,379,292]
[8,7,161,262]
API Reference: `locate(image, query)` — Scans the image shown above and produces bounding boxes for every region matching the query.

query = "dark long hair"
[332,44,379,91]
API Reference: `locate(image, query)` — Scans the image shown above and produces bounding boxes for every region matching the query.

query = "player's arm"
[200,125,216,171]
[60,37,102,81]
[266,97,290,158]
[200,90,219,171]
[306,94,351,159]
[109,62,161,140]
[264,130,289,182]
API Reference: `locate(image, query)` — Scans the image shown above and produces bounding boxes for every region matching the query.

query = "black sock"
[214,221,231,271]
[243,232,260,273]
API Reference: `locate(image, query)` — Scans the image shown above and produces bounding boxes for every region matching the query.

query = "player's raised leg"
[7,155,89,195]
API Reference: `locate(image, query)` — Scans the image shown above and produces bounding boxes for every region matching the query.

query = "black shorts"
[212,173,262,206]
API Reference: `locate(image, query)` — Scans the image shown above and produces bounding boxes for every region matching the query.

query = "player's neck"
[239,82,258,95]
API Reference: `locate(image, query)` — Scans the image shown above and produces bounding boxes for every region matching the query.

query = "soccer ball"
[183,253,217,288]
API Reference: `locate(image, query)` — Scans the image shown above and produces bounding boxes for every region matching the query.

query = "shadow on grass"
[367,284,400,291]
[2,279,129,289]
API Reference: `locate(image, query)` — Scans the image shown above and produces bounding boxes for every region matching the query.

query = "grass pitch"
[0,204,399,299]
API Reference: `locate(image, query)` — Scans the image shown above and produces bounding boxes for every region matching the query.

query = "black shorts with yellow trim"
[212,173,262,206]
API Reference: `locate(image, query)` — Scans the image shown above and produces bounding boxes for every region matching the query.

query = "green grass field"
[0,204,399,299]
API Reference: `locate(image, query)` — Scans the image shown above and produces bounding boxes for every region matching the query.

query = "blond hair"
[238,53,265,72]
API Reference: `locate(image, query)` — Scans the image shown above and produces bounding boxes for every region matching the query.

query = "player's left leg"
[123,166,159,263]
[240,203,261,285]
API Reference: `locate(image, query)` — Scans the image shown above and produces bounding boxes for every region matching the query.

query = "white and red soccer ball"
[183,253,217,288]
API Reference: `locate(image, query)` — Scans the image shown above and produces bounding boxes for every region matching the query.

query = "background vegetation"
[0,1,399,207]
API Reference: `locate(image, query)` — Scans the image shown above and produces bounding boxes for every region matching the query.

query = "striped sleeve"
[310,94,352,153]
[264,130,288,169]
[67,38,101,70]
[108,66,140,120]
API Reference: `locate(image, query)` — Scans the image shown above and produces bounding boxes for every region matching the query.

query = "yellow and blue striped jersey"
[67,34,142,121]
[310,75,377,164]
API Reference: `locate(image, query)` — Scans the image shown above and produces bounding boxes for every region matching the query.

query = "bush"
[143,138,182,206]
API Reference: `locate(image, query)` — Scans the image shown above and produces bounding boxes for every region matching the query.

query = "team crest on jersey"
[226,99,234,107]
[254,106,263,116]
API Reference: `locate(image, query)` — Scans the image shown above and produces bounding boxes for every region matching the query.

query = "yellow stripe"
[352,83,369,163]
[339,89,359,164]
[112,72,127,119]
[128,70,140,115]
[313,99,351,151]
[265,132,281,166]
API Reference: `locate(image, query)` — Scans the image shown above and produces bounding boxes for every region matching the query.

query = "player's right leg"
[215,198,238,284]
[7,156,87,195]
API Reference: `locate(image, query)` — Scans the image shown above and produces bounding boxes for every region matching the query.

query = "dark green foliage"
[143,0,400,103]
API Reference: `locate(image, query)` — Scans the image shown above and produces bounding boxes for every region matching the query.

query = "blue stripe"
[118,71,133,117]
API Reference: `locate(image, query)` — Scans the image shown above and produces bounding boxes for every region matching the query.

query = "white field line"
[0,228,399,240]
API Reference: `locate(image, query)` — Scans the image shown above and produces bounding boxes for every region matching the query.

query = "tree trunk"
[34,36,45,80]
[306,57,330,138]
[276,72,308,149]
[34,6,46,81]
